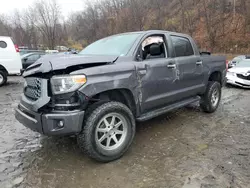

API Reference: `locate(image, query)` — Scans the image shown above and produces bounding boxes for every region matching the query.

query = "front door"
[135,34,179,113]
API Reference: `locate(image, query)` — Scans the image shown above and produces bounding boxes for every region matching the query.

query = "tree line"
[0,0,250,53]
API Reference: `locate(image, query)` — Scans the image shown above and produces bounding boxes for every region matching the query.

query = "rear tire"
[0,70,7,87]
[77,101,136,162]
[200,81,221,113]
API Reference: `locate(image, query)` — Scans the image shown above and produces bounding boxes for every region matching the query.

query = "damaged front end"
[47,91,89,111]
[15,54,118,136]
[16,75,88,136]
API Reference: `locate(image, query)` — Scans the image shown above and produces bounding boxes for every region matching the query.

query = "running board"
[137,96,200,122]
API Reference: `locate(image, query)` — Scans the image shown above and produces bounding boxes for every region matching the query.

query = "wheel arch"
[89,88,138,117]
[208,71,222,85]
[0,64,8,74]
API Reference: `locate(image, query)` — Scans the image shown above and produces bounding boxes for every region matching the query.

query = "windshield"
[20,51,28,56]
[79,33,141,56]
[236,60,250,67]
[21,53,33,58]
[233,55,245,61]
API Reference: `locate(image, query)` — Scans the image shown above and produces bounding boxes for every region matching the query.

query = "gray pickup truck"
[15,30,226,162]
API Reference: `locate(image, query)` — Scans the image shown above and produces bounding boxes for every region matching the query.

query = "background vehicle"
[16,30,227,162]
[21,52,46,69]
[45,50,59,54]
[67,48,78,54]
[19,50,45,56]
[227,59,250,88]
[228,55,250,68]
[0,36,22,86]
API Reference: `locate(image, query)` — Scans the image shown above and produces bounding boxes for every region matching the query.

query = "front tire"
[77,101,136,162]
[200,81,221,113]
[0,70,7,87]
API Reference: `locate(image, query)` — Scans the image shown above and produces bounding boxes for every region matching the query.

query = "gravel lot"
[0,76,250,188]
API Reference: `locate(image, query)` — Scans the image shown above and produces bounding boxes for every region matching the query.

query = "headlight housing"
[50,75,87,95]
[227,72,236,77]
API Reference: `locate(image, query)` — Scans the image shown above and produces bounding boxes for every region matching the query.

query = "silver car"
[227,59,250,88]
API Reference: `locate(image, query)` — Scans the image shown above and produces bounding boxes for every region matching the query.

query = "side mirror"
[136,54,142,61]
[149,44,162,56]
[228,62,234,69]
[23,57,28,62]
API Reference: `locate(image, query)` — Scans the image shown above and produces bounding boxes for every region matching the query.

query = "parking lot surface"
[0,77,250,188]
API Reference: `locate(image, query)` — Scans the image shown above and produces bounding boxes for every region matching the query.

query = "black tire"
[200,81,221,113]
[77,101,136,162]
[0,70,7,87]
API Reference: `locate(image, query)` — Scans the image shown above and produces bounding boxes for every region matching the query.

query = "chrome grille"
[237,74,250,80]
[24,78,42,101]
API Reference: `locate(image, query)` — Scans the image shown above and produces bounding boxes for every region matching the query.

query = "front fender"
[71,63,138,100]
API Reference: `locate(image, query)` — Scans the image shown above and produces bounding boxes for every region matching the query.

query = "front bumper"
[226,74,250,88]
[15,103,85,136]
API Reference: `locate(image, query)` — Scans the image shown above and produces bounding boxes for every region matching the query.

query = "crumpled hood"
[23,54,118,77]
[228,67,250,74]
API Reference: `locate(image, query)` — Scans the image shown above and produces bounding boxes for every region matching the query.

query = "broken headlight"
[50,75,87,95]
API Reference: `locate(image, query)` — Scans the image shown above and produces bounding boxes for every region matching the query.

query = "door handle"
[196,61,203,66]
[167,64,176,69]
[139,69,147,75]
[138,64,148,75]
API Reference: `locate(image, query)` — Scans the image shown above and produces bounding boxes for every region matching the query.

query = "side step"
[137,96,200,122]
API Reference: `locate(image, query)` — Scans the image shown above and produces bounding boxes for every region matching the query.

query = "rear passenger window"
[0,41,7,48]
[170,36,194,57]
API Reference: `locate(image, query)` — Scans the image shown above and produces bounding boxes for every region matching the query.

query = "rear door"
[169,35,205,98]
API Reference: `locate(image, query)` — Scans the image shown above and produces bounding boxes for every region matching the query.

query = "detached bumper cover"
[226,74,250,88]
[15,103,85,136]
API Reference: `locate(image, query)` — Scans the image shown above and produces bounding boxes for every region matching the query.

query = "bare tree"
[0,15,12,36]
[32,0,61,49]
[1,0,250,53]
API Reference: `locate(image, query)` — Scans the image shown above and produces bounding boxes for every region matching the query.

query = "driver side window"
[141,36,167,60]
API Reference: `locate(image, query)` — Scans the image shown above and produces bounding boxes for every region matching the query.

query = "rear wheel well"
[209,71,222,85]
[89,89,137,116]
[0,65,8,74]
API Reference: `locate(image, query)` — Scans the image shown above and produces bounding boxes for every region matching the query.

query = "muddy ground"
[0,76,250,188]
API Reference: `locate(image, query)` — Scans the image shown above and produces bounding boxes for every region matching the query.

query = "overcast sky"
[0,0,85,18]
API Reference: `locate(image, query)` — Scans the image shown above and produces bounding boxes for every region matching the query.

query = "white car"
[228,55,247,68]
[226,59,250,88]
[0,36,22,86]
